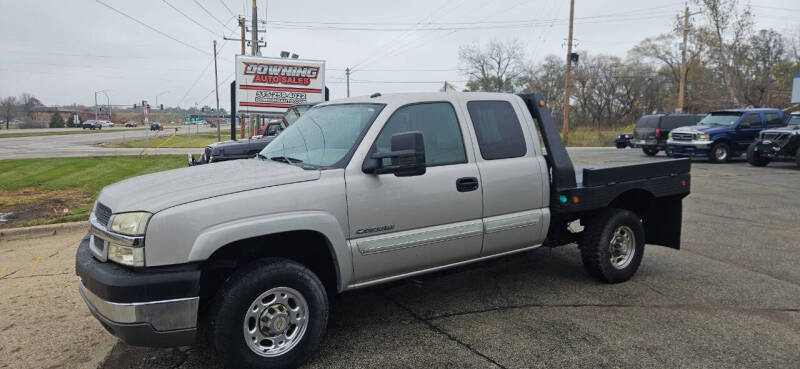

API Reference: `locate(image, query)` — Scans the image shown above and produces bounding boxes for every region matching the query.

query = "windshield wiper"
[269,156,304,164]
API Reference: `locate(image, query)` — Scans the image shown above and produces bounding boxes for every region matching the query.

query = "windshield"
[260,104,383,168]
[283,105,313,125]
[788,115,800,127]
[698,113,740,126]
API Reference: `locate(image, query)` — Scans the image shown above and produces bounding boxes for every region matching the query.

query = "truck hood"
[672,125,726,134]
[761,125,800,134]
[97,159,320,213]
[208,136,275,156]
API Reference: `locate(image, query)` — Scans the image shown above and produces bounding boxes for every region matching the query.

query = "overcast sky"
[0,0,797,110]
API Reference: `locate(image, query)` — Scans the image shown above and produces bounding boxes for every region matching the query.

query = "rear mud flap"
[643,195,684,249]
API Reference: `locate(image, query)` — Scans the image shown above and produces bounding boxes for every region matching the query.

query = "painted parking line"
[30,256,43,271]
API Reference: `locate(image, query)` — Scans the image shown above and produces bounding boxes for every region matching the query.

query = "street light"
[94,90,110,122]
[155,91,169,107]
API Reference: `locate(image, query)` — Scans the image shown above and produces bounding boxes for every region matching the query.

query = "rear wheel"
[709,142,731,163]
[642,147,659,156]
[580,209,645,283]
[746,143,770,167]
[208,259,328,369]
[795,148,800,168]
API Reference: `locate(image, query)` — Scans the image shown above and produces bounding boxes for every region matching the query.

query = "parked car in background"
[82,120,103,130]
[189,103,318,166]
[631,114,704,156]
[150,122,163,131]
[747,112,800,167]
[615,132,633,149]
[124,122,138,128]
[101,121,114,127]
[667,108,785,163]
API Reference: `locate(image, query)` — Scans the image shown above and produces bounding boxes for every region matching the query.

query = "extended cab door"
[345,99,483,283]
[461,96,549,256]
[734,113,764,151]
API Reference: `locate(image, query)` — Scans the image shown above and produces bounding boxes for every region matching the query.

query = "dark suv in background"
[632,114,704,156]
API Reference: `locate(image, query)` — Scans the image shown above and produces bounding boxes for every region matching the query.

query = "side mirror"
[363,131,426,176]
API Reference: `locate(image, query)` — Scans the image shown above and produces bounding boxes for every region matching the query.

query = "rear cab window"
[765,112,783,127]
[466,101,527,160]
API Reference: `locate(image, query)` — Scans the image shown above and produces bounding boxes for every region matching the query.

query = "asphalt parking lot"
[1,148,798,369]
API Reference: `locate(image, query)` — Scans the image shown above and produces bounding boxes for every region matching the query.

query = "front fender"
[187,211,352,291]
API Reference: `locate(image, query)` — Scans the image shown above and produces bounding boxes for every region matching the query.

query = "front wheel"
[209,259,329,369]
[746,143,770,167]
[580,209,645,283]
[642,147,659,156]
[709,142,731,163]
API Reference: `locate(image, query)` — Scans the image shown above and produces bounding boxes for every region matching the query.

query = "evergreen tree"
[49,112,65,128]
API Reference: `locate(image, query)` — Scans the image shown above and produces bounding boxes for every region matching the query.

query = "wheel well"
[198,230,339,309]
[713,137,732,146]
[608,189,655,218]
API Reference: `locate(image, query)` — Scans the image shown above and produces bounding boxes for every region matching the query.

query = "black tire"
[746,142,770,167]
[795,148,800,168]
[709,142,731,163]
[642,147,659,156]
[208,259,329,369]
[579,209,645,284]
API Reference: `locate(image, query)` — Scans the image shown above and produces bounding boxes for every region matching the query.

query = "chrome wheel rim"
[609,225,635,269]
[243,287,309,357]
[714,146,727,161]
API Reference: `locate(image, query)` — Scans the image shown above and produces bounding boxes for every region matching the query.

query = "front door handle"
[456,177,479,192]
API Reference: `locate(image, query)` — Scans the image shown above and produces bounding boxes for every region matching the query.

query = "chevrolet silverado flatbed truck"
[76,92,690,369]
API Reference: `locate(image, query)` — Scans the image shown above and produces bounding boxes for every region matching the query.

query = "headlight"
[107,243,144,267]
[108,212,151,236]
[668,132,673,139]
[696,133,710,141]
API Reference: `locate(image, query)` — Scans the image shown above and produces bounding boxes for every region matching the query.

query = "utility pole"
[213,40,222,142]
[677,4,689,113]
[346,68,351,97]
[562,0,575,145]
[251,0,258,56]
[239,16,246,139]
[239,17,246,55]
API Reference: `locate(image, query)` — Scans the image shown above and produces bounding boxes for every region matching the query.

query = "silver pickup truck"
[76,92,691,369]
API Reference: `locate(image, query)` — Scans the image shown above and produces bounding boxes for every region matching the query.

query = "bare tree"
[459,39,526,92]
[19,93,42,119]
[740,29,786,106]
[1,96,17,129]
[694,0,754,105]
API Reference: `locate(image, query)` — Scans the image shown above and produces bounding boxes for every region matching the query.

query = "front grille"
[95,202,112,226]
[671,132,694,141]
[761,132,789,142]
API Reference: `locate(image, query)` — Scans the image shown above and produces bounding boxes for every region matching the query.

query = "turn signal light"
[572,196,580,204]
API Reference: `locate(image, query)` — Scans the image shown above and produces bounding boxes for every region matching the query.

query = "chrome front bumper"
[667,139,712,149]
[79,280,198,332]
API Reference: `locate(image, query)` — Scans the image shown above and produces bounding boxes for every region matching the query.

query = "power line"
[95,0,209,56]
[193,0,236,33]
[328,79,467,84]
[218,0,237,17]
[162,0,221,37]
[329,67,462,72]
[179,41,229,106]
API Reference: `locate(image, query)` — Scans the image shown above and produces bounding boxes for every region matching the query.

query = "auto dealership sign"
[236,55,326,113]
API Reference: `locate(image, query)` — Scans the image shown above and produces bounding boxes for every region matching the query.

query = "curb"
[0,221,89,242]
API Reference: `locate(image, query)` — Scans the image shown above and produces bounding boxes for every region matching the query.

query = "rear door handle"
[456,177,479,192]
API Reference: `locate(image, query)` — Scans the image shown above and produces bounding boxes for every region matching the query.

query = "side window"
[765,113,783,127]
[741,114,762,128]
[374,102,466,166]
[467,101,527,160]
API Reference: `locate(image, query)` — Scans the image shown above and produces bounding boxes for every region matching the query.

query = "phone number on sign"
[254,91,308,105]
